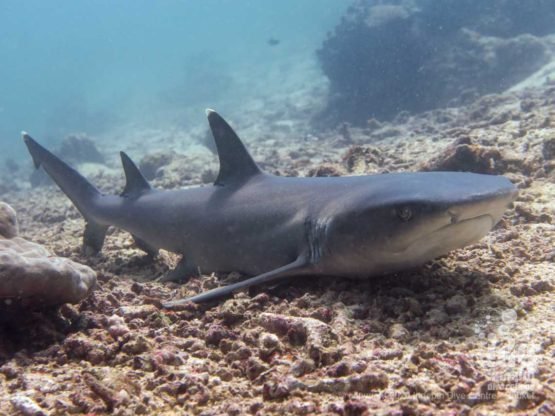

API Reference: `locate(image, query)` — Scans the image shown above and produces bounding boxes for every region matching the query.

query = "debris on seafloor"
[0,201,96,307]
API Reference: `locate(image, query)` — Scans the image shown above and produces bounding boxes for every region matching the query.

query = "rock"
[424,308,449,327]
[326,360,354,377]
[342,145,383,174]
[245,357,269,381]
[10,394,47,416]
[122,334,151,355]
[139,151,176,180]
[259,332,282,359]
[444,295,468,315]
[542,137,555,160]
[59,133,104,164]
[388,323,410,340]
[0,236,96,306]
[420,138,508,174]
[514,383,548,410]
[262,380,290,400]
[219,298,247,325]
[305,372,388,394]
[346,401,371,416]
[258,312,339,364]
[107,315,130,339]
[0,202,96,307]
[286,400,316,416]
[116,304,158,320]
[205,324,236,347]
[0,202,18,238]
[467,380,498,405]
[307,163,345,177]
[292,358,316,377]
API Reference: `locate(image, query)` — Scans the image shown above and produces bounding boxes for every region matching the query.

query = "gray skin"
[23,110,518,306]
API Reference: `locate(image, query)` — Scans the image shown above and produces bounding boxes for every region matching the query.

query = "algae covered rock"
[0,202,96,307]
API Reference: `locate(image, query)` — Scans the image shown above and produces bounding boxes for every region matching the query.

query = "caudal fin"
[22,132,108,254]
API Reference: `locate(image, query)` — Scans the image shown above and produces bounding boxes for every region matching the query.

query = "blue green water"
[0,1,346,159]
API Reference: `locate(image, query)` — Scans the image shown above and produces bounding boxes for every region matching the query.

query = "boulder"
[0,202,96,307]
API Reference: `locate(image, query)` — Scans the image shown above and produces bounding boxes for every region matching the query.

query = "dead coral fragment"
[10,394,47,416]
[0,202,96,306]
[258,312,339,364]
[342,145,384,174]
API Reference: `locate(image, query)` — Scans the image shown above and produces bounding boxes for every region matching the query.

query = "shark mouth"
[375,213,496,273]
[411,213,495,259]
[385,186,514,267]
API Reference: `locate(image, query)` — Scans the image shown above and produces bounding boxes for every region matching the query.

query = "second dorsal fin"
[206,109,262,186]
[120,151,151,197]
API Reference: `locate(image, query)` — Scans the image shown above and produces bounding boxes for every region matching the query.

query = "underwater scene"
[0,0,554,414]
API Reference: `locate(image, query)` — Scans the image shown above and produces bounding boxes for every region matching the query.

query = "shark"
[23,110,518,307]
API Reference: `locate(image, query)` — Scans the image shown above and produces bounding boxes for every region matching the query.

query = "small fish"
[267,38,280,47]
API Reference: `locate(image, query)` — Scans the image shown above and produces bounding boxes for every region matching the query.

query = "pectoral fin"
[158,258,200,283]
[162,255,311,307]
[132,235,158,257]
[83,222,109,255]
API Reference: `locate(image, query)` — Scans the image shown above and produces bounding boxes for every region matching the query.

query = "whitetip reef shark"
[23,110,517,306]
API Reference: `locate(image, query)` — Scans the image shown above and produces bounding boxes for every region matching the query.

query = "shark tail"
[22,132,108,254]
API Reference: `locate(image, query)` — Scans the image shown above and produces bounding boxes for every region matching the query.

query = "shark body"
[23,110,517,306]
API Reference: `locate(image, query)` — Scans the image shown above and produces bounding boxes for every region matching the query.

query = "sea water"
[0,0,347,160]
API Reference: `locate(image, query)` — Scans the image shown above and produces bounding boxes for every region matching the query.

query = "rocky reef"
[316,0,555,126]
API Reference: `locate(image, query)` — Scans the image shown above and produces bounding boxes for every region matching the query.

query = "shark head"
[325,171,518,276]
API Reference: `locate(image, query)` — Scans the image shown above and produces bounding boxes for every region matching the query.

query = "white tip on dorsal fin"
[21,131,42,169]
[120,151,151,197]
[205,110,262,186]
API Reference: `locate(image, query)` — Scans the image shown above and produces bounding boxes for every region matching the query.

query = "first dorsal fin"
[120,151,151,197]
[206,109,262,186]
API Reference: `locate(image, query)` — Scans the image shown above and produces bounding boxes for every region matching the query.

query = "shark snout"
[447,183,517,227]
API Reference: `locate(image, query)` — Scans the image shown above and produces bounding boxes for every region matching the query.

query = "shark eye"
[396,206,413,222]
